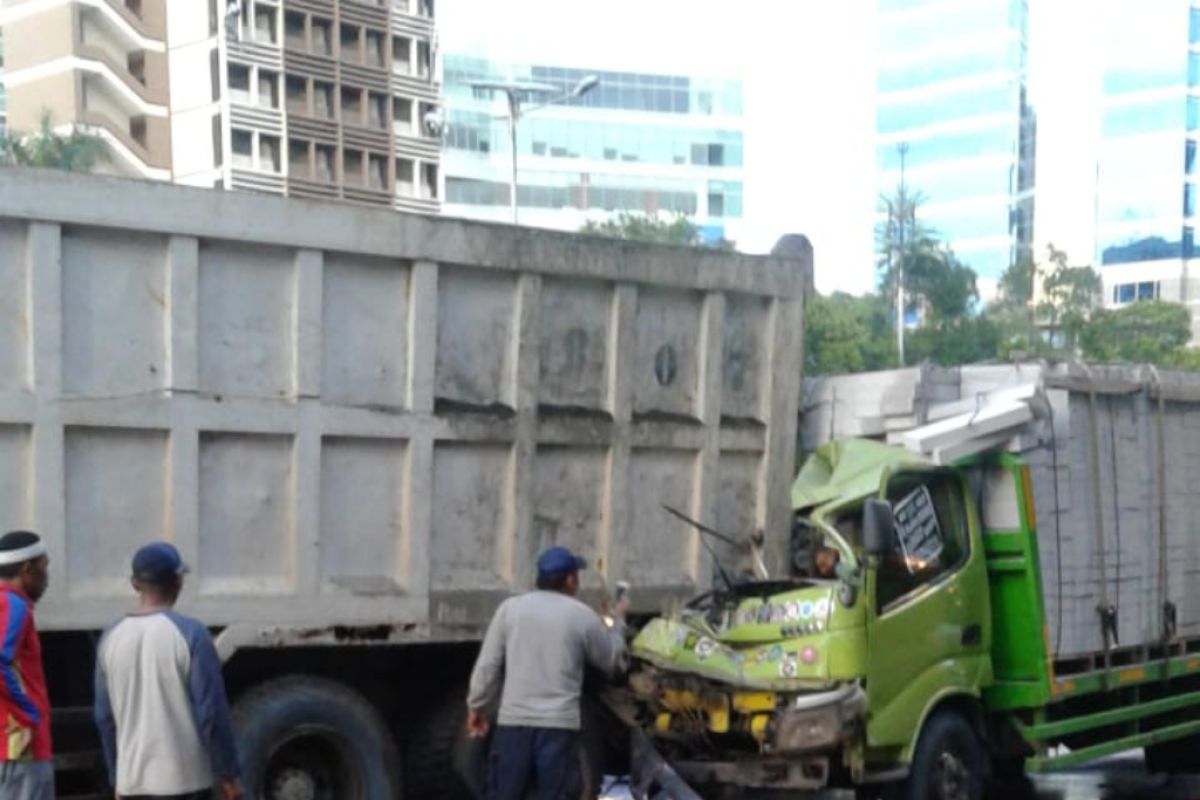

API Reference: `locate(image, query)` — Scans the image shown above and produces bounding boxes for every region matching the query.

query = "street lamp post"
[467,75,599,224]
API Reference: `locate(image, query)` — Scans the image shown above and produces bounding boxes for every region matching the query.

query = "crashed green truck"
[625,365,1200,799]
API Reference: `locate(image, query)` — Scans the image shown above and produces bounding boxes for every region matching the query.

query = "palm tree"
[1,112,103,171]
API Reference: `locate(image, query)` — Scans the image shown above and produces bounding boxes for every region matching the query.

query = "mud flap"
[629,727,704,800]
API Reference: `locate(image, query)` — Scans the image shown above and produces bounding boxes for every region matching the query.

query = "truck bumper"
[674,755,830,790]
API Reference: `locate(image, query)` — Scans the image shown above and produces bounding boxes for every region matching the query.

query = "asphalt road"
[601,754,1199,799]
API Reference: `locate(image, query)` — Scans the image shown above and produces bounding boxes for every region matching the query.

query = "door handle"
[961,623,982,647]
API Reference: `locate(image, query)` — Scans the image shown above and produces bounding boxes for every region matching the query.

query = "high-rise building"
[875,0,1034,279]
[440,54,745,242]
[0,0,172,178]
[0,32,7,137]
[0,0,442,212]
[1082,1,1200,334]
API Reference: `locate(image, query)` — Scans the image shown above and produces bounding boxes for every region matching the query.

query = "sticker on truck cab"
[893,485,944,572]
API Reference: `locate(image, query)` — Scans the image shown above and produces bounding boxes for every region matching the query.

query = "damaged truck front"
[628,365,1200,799]
[627,439,994,797]
[628,441,993,796]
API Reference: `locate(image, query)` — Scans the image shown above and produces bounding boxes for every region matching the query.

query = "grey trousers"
[0,761,53,800]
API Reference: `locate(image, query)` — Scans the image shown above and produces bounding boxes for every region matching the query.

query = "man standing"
[94,542,241,800]
[466,546,628,800]
[0,531,53,800]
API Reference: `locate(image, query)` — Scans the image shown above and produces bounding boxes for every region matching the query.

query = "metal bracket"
[1163,602,1178,641]
[1098,603,1119,648]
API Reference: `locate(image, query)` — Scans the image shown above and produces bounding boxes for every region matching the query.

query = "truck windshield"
[790,512,857,579]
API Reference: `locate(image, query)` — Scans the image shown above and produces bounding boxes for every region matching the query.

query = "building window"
[422,162,439,199]
[368,93,387,129]
[260,134,281,172]
[341,88,362,124]
[229,64,251,105]
[314,82,334,119]
[1188,184,1198,218]
[127,51,146,85]
[1113,281,1161,304]
[396,158,415,196]
[289,139,310,178]
[417,41,431,78]
[393,38,412,75]
[340,24,360,63]
[254,5,277,43]
[418,102,437,137]
[130,116,146,146]
[708,191,725,217]
[258,70,279,109]
[366,31,385,68]
[284,11,305,49]
[315,145,335,182]
[1189,140,1198,176]
[368,154,388,189]
[312,18,333,55]
[286,76,307,114]
[344,149,364,186]
[419,0,434,19]
[232,129,253,169]
[393,97,413,134]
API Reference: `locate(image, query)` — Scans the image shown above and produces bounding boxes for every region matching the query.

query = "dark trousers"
[488,725,580,800]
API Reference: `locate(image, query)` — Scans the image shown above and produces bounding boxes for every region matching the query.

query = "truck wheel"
[1145,733,1200,773]
[405,689,603,800]
[901,710,984,800]
[234,675,403,800]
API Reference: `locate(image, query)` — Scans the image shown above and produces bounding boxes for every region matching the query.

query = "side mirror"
[863,499,896,557]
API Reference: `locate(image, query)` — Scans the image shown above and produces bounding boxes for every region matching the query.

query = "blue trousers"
[487,725,580,800]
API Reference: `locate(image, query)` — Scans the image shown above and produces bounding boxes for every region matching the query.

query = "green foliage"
[1080,300,1192,363]
[1038,245,1102,353]
[805,292,896,375]
[0,113,103,171]
[580,212,733,249]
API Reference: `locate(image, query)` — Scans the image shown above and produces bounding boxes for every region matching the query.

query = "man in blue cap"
[94,542,242,800]
[466,546,628,800]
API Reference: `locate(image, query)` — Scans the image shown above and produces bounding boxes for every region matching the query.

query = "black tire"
[900,710,985,800]
[404,689,604,800]
[234,675,403,800]
[1145,732,1200,773]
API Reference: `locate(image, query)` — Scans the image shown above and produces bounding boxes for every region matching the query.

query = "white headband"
[0,542,46,566]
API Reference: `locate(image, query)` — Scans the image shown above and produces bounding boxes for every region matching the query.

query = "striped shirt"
[0,585,51,761]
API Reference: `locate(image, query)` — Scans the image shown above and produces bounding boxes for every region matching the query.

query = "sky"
[438,0,881,294]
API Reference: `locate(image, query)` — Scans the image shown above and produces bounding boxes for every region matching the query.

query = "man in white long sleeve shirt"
[466,546,627,800]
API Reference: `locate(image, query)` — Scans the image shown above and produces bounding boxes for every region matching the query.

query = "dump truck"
[626,363,1200,799]
[0,170,809,797]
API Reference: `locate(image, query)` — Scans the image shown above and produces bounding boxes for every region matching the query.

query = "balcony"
[230,168,287,195]
[100,0,165,41]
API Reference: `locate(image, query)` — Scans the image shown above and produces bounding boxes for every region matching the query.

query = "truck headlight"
[769,684,865,754]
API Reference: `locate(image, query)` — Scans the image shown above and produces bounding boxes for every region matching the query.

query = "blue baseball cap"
[132,542,190,585]
[536,546,587,576]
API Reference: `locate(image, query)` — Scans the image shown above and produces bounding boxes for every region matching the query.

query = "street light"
[467,75,600,224]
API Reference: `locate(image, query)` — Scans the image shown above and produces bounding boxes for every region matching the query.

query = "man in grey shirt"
[467,546,627,800]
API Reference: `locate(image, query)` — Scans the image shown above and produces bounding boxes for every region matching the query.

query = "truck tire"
[1145,733,1200,773]
[900,710,985,800]
[234,675,403,800]
[405,690,603,800]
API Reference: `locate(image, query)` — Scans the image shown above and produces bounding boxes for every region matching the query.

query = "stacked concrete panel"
[804,363,1200,660]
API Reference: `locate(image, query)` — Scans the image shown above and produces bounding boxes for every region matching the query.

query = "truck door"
[865,469,991,748]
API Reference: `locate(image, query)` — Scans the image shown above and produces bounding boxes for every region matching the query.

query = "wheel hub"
[935,750,969,800]
[270,767,318,800]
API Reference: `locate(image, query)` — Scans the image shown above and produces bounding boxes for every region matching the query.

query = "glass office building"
[441,55,745,241]
[875,0,1034,278]
[1094,3,1194,267]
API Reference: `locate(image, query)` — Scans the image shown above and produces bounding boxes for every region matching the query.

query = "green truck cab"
[626,439,1200,799]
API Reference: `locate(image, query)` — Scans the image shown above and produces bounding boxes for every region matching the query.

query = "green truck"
[624,432,1200,799]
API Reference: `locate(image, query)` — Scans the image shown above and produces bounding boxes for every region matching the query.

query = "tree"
[0,113,103,171]
[1037,245,1102,353]
[1080,300,1192,364]
[805,292,896,375]
[579,212,733,249]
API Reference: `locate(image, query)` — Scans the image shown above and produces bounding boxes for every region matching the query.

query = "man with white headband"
[0,530,53,800]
